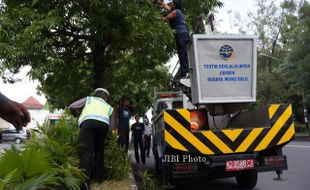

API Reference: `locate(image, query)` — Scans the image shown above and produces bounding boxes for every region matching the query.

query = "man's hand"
[157,0,163,6]
[0,100,30,130]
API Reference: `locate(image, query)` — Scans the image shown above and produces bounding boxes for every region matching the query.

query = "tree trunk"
[93,43,106,88]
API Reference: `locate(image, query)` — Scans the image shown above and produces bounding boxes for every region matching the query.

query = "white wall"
[0,118,11,129]
[27,109,50,129]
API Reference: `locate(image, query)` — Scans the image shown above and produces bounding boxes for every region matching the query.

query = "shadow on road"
[174,178,243,190]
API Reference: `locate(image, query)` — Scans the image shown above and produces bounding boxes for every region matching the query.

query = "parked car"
[0,129,29,144]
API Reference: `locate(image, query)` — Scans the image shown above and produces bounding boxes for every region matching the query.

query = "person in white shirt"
[143,115,152,158]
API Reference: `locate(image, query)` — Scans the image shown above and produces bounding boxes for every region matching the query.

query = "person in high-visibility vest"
[69,88,113,189]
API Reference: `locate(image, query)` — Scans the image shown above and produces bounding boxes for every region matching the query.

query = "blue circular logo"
[219,45,234,61]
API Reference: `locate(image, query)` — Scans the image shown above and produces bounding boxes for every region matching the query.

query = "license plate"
[226,159,254,171]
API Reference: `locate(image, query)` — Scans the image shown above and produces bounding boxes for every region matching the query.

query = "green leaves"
[0,0,222,111]
[103,133,130,180]
[0,147,52,179]
[0,147,58,190]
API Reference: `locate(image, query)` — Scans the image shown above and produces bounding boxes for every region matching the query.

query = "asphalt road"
[130,140,310,190]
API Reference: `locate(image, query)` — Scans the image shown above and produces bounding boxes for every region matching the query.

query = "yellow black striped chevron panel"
[164,104,295,155]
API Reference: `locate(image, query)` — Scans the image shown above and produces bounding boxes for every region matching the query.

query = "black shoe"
[181,73,190,79]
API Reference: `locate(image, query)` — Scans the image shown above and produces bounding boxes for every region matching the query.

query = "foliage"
[234,0,310,122]
[0,114,132,189]
[25,118,80,165]
[282,1,310,106]
[294,121,309,134]
[0,0,222,113]
[182,0,223,31]
[0,146,58,190]
[103,132,130,180]
[141,170,162,190]
[22,117,85,190]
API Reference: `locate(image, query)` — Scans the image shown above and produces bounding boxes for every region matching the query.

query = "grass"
[91,179,129,190]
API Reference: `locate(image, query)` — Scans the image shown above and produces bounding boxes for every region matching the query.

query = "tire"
[235,170,258,189]
[15,138,22,144]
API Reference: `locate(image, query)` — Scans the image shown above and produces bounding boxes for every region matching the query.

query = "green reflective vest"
[78,96,113,126]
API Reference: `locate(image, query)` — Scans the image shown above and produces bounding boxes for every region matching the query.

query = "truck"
[152,35,295,189]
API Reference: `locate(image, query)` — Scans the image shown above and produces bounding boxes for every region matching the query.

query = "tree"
[282,1,310,122]
[0,0,221,112]
[234,0,310,122]
[234,0,297,105]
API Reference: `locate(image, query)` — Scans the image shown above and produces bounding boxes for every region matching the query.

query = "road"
[0,143,24,154]
[130,140,310,190]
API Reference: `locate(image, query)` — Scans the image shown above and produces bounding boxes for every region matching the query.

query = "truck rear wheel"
[235,170,258,189]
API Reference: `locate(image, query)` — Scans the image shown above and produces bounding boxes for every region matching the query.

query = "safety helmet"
[94,88,110,96]
[164,0,173,4]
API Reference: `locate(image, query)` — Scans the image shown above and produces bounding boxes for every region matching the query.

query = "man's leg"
[140,139,145,164]
[79,120,94,183]
[134,140,140,163]
[146,137,151,157]
[125,130,130,151]
[94,122,109,183]
[118,129,129,151]
[176,33,190,77]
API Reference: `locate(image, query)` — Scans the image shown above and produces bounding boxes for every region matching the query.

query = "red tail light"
[264,156,287,167]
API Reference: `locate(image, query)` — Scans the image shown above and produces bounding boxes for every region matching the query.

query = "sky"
[0,0,262,104]
[214,0,257,34]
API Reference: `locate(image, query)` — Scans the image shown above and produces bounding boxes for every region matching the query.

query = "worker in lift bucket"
[158,0,190,78]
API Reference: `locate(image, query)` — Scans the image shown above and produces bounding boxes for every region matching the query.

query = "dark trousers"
[144,135,151,157]
[134,139,145,164]
[175,32,190,77]
[118,129,129,151]
[80,119,109,183]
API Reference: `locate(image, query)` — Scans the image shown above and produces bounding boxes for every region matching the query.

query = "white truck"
[152,35,295,189]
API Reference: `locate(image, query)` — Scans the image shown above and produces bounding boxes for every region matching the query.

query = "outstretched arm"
[162,10,177,21]
[69,97,87,117]
[0,93,30,130]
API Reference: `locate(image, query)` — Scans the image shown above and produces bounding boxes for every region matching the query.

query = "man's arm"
[69,97,87,117]
[0,92,31,130]
[163,10,177,21]
[0,93,9,106]
[109,106,117,131]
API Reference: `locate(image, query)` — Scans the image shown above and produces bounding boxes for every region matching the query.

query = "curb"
[129,169,138,190]
[128,153,138,190]
[294,136,310,142]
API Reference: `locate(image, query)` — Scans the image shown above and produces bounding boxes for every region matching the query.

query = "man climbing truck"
[152,35,295,189]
